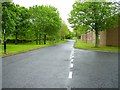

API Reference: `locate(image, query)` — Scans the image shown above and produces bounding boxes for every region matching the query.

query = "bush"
[6,39,32,44]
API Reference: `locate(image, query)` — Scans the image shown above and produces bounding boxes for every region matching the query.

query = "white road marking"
[70,49,74,57]
[70,63,73,68]
[70,59,74,63]
[70,55,74,59]
[70,52,73,56]
[71,55,74,58]
[68,48,74,79]
[68,71,73,79]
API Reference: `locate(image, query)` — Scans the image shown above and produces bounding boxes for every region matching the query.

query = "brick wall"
[80,29,119,47]
[106,29,119,46]
[99,31,106,46]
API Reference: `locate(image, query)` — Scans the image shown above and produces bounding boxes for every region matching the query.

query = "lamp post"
[4,29,6,54]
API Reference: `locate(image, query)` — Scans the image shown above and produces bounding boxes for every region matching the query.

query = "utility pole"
[4,29,6,54]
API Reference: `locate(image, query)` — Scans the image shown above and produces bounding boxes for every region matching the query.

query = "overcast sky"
[13,0,75,31]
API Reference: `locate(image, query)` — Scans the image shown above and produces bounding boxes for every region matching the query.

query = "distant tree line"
[2,2,72,45]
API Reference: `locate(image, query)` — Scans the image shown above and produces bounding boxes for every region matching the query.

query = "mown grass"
[0,40,67,57]
[74,40,119,52]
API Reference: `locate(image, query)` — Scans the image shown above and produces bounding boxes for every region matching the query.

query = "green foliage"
[65,31,73,39]
[0,3,1,44]
[2,1,73,47]
[13,5,31,42]
[2,2,32,44]
[59,21,69,40]
[29,5,62,34]
[2,2,16,36]
[68,1,119,47]
[29,5,62,44]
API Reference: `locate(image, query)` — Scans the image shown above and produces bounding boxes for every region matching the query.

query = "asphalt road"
[0,58,2,90]
[68,49,118,88]
[2,40,118,88]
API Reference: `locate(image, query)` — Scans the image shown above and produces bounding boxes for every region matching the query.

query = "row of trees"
[2,2,71,45]
[68,0,119,47]
[0,3,1,23]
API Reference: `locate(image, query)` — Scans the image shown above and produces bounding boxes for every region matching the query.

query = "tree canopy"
[29,5,62,44]
[68,1,119,47]
[1,2,70,45]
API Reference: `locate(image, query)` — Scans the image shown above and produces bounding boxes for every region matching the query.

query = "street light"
[4,29,6,54]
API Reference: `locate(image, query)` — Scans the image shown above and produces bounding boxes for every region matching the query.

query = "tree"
[29,5,62,44]
[68,1,119,47]
[2,2,33,45]
[0,3,2,44]
[59,21,69,40]
[2,2,15,37]
[11,5,30,44]
[2,2,16,53]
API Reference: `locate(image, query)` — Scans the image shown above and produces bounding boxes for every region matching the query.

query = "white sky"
[13,0,75,31]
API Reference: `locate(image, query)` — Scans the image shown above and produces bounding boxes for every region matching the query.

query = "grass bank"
[0,40,67,58]
[74,40,119,52]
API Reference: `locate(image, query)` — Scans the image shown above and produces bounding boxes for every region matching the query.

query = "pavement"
[2,40,118,88]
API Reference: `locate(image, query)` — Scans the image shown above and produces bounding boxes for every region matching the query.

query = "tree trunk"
[38,34,41,45]
[86,33,87,43]
[95,30,99,47]
[36,32,38,45]
[93,2,99,47]
[15,33,18,44]
[44,34,46,44]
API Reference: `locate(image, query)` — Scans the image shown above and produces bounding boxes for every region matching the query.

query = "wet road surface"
[2,40,118,88]
[68,49,118,88]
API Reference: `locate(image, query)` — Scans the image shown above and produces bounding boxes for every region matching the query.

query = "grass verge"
[74,40,119,53]
[0,40,67,58]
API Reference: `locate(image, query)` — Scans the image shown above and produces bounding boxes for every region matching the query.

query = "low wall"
[80,29,119,47]
[106,29,119,46]
[99,31,106,46]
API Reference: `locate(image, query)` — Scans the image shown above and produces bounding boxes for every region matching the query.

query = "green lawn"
[0,40,67,57]
[74,40,119,52]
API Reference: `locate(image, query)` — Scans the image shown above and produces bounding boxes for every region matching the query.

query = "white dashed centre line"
[70,63,73,68]
[70,59,74,63]
[68,48,74,79]
[68,71,73,79]
[70,55,74,59]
